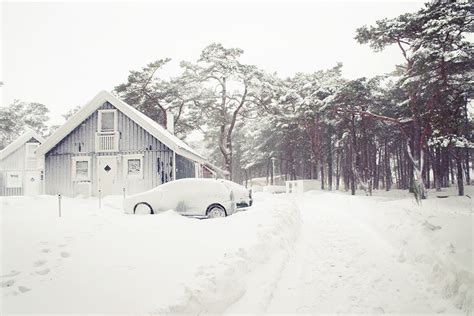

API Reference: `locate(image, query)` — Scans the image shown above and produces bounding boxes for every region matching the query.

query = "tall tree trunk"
[435,147,442,191]
[465,147,471,185]
[424,147,430,189]
[441,148,449,187]
[327,138,333,191]
[270,158,274,185]
[266,159,269,185]
[374,146,381,190]
[385,141,391,191]
[350,116,357,195]
[396,145,401,189]
[449,152,455,185]
[336,148,340,191]
[456,148,464,196]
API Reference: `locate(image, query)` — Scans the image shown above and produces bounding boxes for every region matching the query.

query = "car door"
[178,181,208,216]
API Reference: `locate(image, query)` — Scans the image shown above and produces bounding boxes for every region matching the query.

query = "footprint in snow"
[41,248,51,253]
[18,286,31,293]
[372,306,385,314]
[60,251,71,258]
[33,260,47,267]
[35,268,50,275]
[0,279,15,288]
[3,290,19,297]
[1,270,21,278]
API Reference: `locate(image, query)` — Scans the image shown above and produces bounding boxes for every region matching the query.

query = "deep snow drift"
[0,193,300,314]
[1,187,472,314]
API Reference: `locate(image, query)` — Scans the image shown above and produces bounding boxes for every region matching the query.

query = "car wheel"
[207,204,226,218]
[134,203,154,215]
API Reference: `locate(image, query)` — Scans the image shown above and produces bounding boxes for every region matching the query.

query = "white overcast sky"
[2,0,425,125]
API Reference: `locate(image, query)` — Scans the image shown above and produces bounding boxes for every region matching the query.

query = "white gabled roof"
[0,128,45,161]
[36,90,206,164]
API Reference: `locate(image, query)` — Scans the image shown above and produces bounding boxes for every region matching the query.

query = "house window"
[72,156,91,181]
[6,171,22,188]
[96,110,119,152]
[98,110,117,132]
[25,143,39,169]
[25,143,39,158]
[128,159,141,175]
[123,154,143,178]
[76,161,89,178]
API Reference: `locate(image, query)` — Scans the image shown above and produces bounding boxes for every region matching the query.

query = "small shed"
[286,180,321,194]
[0,129,45,196]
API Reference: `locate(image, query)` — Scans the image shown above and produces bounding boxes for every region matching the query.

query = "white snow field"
[1,187,472,314]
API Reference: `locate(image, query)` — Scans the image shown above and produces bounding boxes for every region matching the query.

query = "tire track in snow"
[230,192,457,314]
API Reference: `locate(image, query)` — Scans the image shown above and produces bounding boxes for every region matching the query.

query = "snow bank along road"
[1,189,472,314]
[227,190,472,314]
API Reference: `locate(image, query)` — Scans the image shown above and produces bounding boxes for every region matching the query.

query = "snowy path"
[227,192,457,314]
[2,191,469,314]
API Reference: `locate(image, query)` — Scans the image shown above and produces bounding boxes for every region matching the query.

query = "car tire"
[134,203,154,215]
[207,204,227,218]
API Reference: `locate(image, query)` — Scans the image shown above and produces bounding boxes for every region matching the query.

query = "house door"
[24,171,40,196]
[97,156,117,196]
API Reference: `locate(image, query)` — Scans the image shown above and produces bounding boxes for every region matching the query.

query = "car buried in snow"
[218,179,253,209]
[123,178,238,218]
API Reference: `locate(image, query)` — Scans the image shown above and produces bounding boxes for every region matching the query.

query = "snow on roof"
[0,128,45,161]
[202,161,230,178]
[36,91,207,164]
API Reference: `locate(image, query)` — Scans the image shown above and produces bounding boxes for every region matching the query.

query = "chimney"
[166,112,175,134]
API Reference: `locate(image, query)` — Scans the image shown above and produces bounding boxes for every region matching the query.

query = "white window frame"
[123,154,144,179]
[71,156,91,181]
[6,171,22,188]
[97,109,117,132]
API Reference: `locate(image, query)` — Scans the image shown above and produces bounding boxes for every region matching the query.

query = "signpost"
[58,194,62,217]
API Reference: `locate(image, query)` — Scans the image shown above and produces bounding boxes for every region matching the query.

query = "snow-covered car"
[218,179,253,208]
[123,178,236,218]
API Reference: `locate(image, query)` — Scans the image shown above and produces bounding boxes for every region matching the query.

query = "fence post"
[58,194,62,217]
[98,189,102,209]
[123,187,126,200]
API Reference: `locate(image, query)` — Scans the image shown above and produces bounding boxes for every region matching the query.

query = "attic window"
[25,143,39,158]
[25,143,39,169]
[98,110,117,132]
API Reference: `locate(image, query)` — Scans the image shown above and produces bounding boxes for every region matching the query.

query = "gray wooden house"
[0,128,45,196]
[36,91,218,197]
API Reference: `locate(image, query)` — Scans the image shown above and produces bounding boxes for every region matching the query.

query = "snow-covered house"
[0,128,45,196]
[36,91,217,197]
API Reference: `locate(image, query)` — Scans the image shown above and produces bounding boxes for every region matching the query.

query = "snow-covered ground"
[1,187,472,314]
[0,193,300,314]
